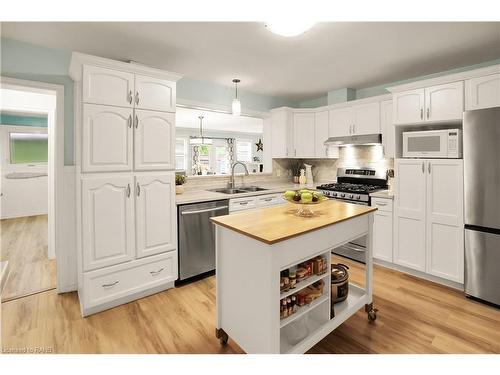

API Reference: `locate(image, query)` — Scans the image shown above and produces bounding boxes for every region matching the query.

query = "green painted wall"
[0,112,48,127]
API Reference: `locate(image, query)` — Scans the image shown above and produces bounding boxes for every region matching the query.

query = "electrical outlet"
[276,169,281,177]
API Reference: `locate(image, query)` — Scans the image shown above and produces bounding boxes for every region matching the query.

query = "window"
[236,139,252,163]
[215,146,229,175]
[175,138,187,171]
[9,132,48,164]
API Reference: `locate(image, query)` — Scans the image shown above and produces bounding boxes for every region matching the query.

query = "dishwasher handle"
[181,205,229,215]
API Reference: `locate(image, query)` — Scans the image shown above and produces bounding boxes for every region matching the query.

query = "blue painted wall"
[0,112,48,127]
[1,37,298,165]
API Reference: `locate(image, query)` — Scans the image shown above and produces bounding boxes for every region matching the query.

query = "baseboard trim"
[374,258,464,291]
[80,281,175,317]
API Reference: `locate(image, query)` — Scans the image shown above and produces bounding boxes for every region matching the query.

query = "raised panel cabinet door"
[135,173,176,258]
[329,107,352,136]
[83,65,134,107]
[381,100,395,158]
[314,110,330,158]
[134,74,176,112]
[134,109,175,170]
[82,104,133,172]
[426,160,464,282]
[82,176,135,271]
[465,73,500,110]
[271,110,290,158]
[425,81,464,122]
[352,102,380,135]
[393,88,425,125]
[394,159,427,271]
[293,112,315,158]
[373,211,393,262]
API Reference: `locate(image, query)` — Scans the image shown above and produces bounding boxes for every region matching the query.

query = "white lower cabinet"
[82,251,177,311]
[82,176,135,271]
[371,197,393,263]
[394,159,464,282]
[135,173,176,258]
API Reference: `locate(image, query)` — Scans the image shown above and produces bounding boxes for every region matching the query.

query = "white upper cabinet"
[465,73,500,110]
[135,173,176,259]
[394,159,427,272]
[380,100,395,158]
[271,109,293,158]
[425,81,464,122]
[293,112,315,158]
[393,88,425,125]
[393,82,464,125]
[314,110,330,158]
[82,104,133,172]
[134,110,175,170]
[352,102,380,135]
[329,107,352,136]
[83,65,134,107]
[134,74,176,112]
[425,160,464,283]
[82,176,135,271]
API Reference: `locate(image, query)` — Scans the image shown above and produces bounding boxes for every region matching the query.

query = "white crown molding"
[387,64,500,93]
[68,52,183,82]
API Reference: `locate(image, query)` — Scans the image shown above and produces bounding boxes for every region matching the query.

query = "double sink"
[208,186,268,195]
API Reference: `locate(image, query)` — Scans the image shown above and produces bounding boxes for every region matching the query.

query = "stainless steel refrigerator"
[463,107,500,306]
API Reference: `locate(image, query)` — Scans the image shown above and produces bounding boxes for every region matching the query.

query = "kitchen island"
[210,200,378,354]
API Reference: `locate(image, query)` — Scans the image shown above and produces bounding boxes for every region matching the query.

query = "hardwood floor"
[0,215,56,301]
[1,255,499,354]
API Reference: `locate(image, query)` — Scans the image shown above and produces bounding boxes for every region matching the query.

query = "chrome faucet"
[228,162,249,188]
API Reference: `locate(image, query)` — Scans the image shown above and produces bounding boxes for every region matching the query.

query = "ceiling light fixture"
[189,116,213,145]
[265,21,315,37]
[232,78,242,116]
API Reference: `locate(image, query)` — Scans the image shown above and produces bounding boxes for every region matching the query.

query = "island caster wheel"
[215,328,229,345]
[365,303,378,322]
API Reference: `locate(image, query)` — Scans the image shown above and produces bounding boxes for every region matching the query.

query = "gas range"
[316,168,387,205]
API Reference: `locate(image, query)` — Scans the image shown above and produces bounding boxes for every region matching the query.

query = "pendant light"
[189,116,213,145]
[232,78,242,116]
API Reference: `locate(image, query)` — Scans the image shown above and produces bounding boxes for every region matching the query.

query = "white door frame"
[0,76,65,292]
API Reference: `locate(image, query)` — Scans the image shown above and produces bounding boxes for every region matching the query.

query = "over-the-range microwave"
[403,129,462,158]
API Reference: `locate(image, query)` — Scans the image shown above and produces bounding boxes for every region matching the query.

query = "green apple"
[301,192,313,203]
[284,190,295,200]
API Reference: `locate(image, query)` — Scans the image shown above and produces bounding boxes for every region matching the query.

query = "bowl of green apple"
[283,189,328,217]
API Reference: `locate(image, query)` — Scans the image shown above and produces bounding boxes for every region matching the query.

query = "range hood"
[324,133,382,146]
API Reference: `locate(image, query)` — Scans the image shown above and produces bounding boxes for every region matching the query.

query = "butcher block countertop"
[210,199,377,245]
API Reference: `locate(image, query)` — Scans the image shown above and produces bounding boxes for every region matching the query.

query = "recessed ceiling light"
[265,21,315,37]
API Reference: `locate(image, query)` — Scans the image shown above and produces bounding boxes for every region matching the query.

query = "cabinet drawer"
[83,251,177,308]
[256,193,285,207]
[371,197,393,212]
[229,197,257,212]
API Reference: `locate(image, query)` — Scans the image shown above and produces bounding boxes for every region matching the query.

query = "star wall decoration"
[255,139,263,152]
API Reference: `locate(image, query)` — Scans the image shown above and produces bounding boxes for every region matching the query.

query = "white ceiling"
[176,107,263,134]
[2,22,500,101]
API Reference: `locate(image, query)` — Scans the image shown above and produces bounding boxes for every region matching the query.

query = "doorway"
[0,78,63,301]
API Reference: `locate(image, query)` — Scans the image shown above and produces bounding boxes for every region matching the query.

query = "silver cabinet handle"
[325,147,328,157]
[294,149,297,157]
[286,147,288,157]
[420,108,423,119]
[427,108,430,119]
[128,114,132,128]
[422,162,425,173]
[135,92,140,105]
[428,163,431,174]
[181,206,229,215]
[239,201,249,205]
[353,124,356,134]
[134,114,138,129]
[128,90,133,104]
[102,281,119,288]
[375,202,388,206]
[150,268,164,276]
[136,182,140,196]
[126,183,131,197]
[263,198,273,202]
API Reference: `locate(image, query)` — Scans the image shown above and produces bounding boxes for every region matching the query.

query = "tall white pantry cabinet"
[70,53,182,316]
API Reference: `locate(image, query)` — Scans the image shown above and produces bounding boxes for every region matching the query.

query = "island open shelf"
[211,199,377,354]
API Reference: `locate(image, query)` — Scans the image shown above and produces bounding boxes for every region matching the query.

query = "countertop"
[210,199,377,245]
[369,190,394,200]
[176,181,325,205]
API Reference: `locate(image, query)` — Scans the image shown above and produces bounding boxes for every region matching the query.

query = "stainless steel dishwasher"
[177,200,229,282]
